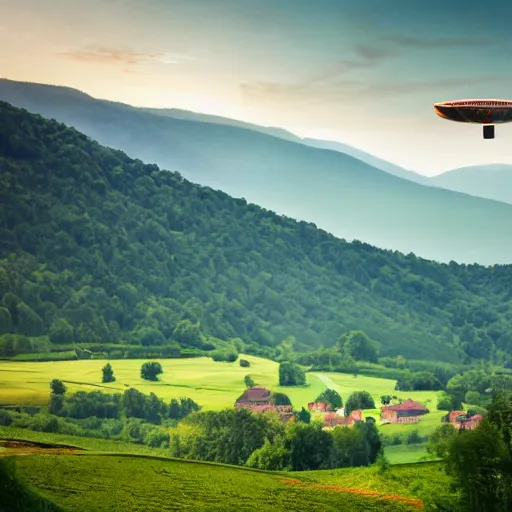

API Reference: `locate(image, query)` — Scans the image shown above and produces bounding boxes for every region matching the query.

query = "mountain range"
[2,99,512,365]
[428,164,512,205]
[1,78,512,265]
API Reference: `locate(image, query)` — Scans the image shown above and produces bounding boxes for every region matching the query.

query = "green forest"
[1,101,512,365]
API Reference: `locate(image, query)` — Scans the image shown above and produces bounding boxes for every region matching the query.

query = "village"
[234,386,483,431]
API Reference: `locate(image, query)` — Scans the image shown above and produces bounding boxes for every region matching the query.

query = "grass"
[0,357,445,440]
[0,356,400,411]
[297,460,452,505]
[384,443,434,464]
[0,426,172,456]
[0,355,326,410]
[9,453,422,511]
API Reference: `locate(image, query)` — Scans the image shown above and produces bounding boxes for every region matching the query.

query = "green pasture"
[384,443,433,464]
[0,356,329,410]
[8,453,422,511]
[0,357,444,439]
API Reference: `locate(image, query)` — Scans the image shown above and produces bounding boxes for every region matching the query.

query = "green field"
[4,452,430,511]
[0,355,329,410]
[0,425,452,510]
[0,356,444,450]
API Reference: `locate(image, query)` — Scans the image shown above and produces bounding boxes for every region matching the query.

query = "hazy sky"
[1,0,512,175]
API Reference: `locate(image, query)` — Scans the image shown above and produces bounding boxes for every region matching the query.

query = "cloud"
[382,35,496,48]
[57,45,193,68]
[240,74,510,108]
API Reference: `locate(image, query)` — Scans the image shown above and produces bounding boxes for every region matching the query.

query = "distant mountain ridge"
[429,164,512,204]
[1,78,512,264]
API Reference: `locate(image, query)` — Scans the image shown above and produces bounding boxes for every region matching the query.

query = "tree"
[102,363,116,383]
[278,362,306,386]
[345,391,375,415]
[296,407,311,424]
[50,379,67,395]
[48,378,66,414]
[444,391,512,511]
[340,330,379,363]
[48,318,74,344]
[427,423,457,459]
[315,388,342,410]
[246,437,291,470]
[271,392,291,406]
[140,361,163,381]
[380,395,392,405]
[244,375,255,388]
[239,359,250,368]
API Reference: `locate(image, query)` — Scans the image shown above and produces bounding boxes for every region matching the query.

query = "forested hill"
[5,79,512,265]
[1,101,512,365]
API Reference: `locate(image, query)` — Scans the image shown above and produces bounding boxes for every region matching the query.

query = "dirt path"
[280,478,424,509]
[0,439,85,457]
[312,373,339,390]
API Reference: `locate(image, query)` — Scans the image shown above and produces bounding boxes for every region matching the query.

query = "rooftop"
[235,386,272,403]
[383,399,427,412]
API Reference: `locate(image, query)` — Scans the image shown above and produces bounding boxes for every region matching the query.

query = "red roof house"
[381,399,429,423]
[235,387,272,407]
[234,387,294,422]
[307,402,330,412]
[324,410,362,428]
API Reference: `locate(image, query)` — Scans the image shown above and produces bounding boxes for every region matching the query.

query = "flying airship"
[433,99,512,139]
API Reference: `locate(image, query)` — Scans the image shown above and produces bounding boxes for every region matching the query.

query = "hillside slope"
[2,79,512,264]
[301,138,427,184]
[2,101,512,363]
[429,164,512,204]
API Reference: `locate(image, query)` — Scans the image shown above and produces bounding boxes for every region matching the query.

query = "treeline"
[0,382,200,448]
[2,101,512,365]
[171,407,382,471]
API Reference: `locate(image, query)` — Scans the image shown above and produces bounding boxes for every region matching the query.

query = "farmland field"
[4,452,429,511]
[0,355,330,410]
[0,356,444,446]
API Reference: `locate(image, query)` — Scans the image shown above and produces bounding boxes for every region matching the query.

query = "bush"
[239,359,250,367]
[140,361,163,381]
[345,391,375,414]
[278,362,306,386]
[211,349,238,362]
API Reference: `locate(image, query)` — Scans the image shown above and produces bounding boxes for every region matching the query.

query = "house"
[235,387,273,408]
[234,387,294,422]
[381,399,429,424]
[324,410,362,428]
[460,414,482,430]
[444,410,483,430]
[307,402,330,412]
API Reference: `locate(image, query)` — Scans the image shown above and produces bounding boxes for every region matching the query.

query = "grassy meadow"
[0,355,328,410]
[6,452,430,511]
[0,355,444,464]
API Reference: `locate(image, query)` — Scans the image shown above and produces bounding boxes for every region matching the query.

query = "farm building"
[443,410,483,430]
[460,414,482,430]
[307,402,330,412]
[234,387,294,422]
[235,387,273,408]
[323,410,362,429]
[381,399,428,424]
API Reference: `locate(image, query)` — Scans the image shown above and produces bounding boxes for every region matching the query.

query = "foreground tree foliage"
[438,390,512,512]
[2,101,512,364]
[171,407,382,471]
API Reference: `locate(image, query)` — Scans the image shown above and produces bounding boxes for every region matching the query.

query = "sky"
[1,0,512,175]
